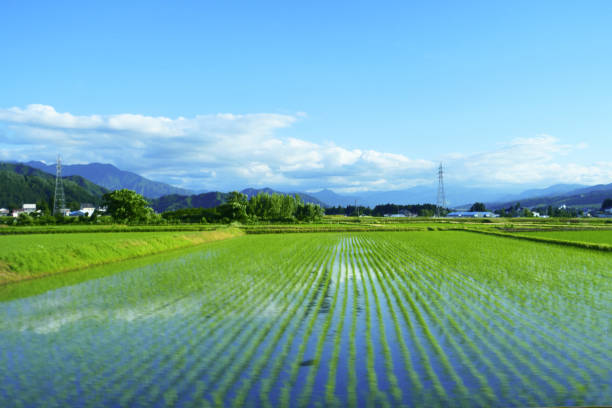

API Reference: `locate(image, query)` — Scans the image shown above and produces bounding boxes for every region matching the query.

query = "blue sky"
[1,1,611,192]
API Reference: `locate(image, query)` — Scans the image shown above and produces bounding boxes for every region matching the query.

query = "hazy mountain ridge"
[487,183,612,210]
[25,161,191,199]
[312,185,524,208]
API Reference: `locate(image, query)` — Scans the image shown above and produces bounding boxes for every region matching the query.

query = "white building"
[80,204,96,217]
[22,204,36,213]
[447,211,499,218]
[0,208,9,216]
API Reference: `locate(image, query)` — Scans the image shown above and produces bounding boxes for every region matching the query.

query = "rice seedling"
[0,231,609,407]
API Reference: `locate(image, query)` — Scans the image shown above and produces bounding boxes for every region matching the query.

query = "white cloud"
[445,135,612,185]
[1,105,610,192]
[0,104,435,191]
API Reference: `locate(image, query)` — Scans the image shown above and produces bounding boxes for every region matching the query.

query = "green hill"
[151,192,229,212]
[0,163,108,209]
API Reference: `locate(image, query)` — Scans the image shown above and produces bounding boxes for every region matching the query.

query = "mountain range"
[486,183,612,210]
[2,161,611,211]
[25,161,191,199]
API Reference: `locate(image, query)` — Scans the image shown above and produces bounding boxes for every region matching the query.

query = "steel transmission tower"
[435,162,446,217]
[53,154,66,215]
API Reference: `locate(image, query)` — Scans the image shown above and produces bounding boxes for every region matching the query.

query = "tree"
[17,212,34,226]
[36,199,51,215]
[469,202,486,212]
[102,189,152,223]
[602,198,612,210]
[219,191,248,222]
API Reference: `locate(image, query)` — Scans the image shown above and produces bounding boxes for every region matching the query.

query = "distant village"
[383,205,612,219]
[0,203,103,218]
[3,201,612,220]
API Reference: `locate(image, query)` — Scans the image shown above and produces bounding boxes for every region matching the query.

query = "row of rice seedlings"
[101,248,295,405]
[353,238,425,402]
[351,237,402,405]
[378,234,572,403]
[115,237,321,405]
[424,254,602,388]
[371,240,509,402]
[324,238,351,406]
[394,235,603,388]
[352,237,391,408]
[377,252,471,405]
[412,232,611,358]
[277,241,339,407]
[256,239,340,408]
[416,253,606,373]
[372,242,478,405]
[364,235,505,406]
[8,271,201,406]
[346,236,359,407]
[376,234,553,404]
[218,239,334,406]
[295,239,346,407]
[357,239,447,406]
[164,259,315,406]
[175,239,329,406]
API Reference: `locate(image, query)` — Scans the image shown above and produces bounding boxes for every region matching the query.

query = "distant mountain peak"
[24,161,192,198]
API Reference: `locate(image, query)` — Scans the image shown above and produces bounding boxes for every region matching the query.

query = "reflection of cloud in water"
[18,295,203,334]
[22,311,87,334]
[258,300,282,319]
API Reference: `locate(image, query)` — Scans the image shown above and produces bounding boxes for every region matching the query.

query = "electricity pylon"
[53,154,66,215]
[435,162,446,217]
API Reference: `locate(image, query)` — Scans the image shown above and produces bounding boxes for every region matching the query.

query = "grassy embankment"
[0,227,243,285]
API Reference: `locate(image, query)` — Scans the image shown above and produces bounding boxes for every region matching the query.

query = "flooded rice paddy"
[0,231,610,407]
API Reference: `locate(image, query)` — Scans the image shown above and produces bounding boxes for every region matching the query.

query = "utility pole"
[436,162,446,217]
[53,154,66,215]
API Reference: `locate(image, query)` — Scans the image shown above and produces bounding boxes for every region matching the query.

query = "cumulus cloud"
[445,135,612,186]
[1,104,610,192]
[0,104,435,191]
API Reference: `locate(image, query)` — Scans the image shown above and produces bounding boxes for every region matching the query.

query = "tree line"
[163,191,324,223]
[325,203,445,217]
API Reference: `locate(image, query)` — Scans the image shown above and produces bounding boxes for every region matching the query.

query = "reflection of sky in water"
[0,233,610,408]
[0,250,224,334]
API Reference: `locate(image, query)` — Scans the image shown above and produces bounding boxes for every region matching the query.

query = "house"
[385,213,406,218]
[532,211,541,217]
[80,204,96,217]
[0,208,9,216]
[606,208,612,214]
[446,211,499,218]
[22,204,36,213]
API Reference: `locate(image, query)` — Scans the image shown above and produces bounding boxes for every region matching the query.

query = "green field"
[0,230,610,407]
[517,229,612,245]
